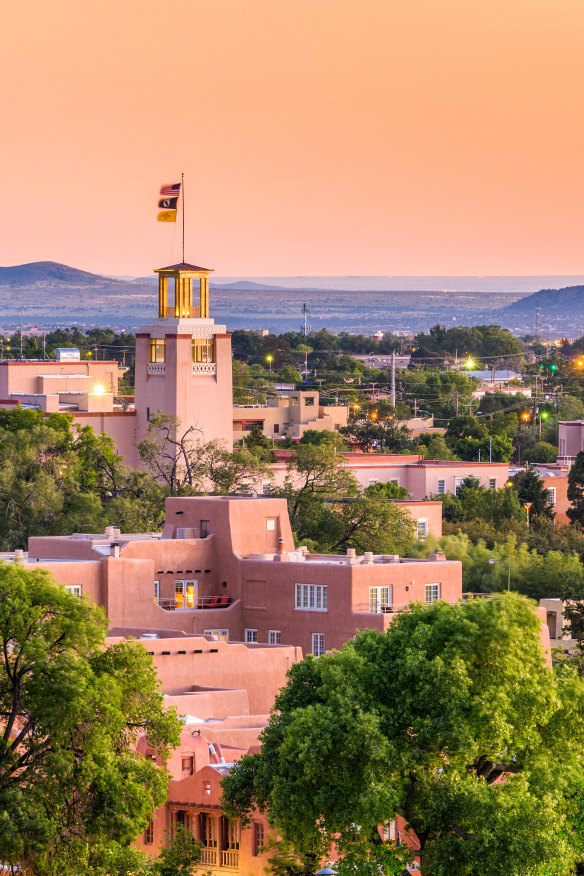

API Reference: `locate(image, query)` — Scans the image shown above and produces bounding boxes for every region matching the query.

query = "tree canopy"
[0,563,181,875]
[222,594,584,875]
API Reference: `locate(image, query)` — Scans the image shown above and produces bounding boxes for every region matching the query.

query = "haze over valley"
[2,261,584,336]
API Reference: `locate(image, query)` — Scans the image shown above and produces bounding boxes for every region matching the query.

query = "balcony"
[192,363,216,375]
[158,594,234,612]
[147,362,166,375]
[221,850,239,868]
[200,848,217,866]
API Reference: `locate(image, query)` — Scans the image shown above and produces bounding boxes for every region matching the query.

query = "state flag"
[158,197,178,210]
[157,210,177,222]
[160,183,181,196]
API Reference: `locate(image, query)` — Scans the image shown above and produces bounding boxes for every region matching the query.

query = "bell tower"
[134,261,233,450]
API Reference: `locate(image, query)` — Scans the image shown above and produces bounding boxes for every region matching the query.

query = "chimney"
[110,542,120,558]
[278,537,285,554]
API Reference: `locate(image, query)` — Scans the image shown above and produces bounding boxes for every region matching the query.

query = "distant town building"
[233,390,349,440]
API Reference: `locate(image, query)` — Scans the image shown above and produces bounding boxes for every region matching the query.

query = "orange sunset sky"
[2,0,584,278]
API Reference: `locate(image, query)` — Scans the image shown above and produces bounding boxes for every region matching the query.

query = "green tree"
[528,440,558,463]
[0,563,181,875]
[364,480,409,501]
[513,467,555,520]
[222,594,584,875]
[275,444,359,537]
[298,429,346,449]
[568,452,584,528]
[339,401,413,453]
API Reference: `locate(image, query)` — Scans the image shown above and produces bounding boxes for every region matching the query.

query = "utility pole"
[391,350,396,407]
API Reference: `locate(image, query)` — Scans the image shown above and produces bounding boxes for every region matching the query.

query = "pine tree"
[568,451,584,527]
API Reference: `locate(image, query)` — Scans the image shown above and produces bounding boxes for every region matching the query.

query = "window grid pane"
[295,584,328,611]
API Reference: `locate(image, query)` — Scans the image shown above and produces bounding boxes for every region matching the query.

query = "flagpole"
[182,171,185,263]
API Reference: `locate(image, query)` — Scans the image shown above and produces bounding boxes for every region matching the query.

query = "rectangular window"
[154,580,159,605]
[368,478,378,486]
[425,583,441,604]
[547,487,557,507]
[311,633,325,656]
[181,756,194,775]
[416,519,428,540]
[204,629,229,641]
[149,339,166,363]
[175,580,197,610]
[304,396,315,406]
[200,520,210,538]
[200,814,218,847]
[245,629,258,643]
[266,518,276,531]
[268,630,281,645]
[65,585,82,599]
[437,479,446,495]
[454,477,464,496]
[192,338,215,363]
[295,583,328,611]
[273,423,280,433]
[224,819,241,850]
[488,478,497,489]
[253,822,265,856]
[369,586,392,613]
[262,482,271,495]
[144,818,154,845]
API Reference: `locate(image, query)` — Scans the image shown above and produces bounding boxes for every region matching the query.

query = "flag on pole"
[158,197,178,210]
[160,183,181,196]
[157,210,177,222]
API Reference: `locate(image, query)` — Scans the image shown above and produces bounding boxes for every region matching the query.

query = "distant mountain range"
[502,284,584,318]
[0,260,583,335]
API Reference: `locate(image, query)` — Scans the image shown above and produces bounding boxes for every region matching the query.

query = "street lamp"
[266,355,273,372]
[523,502,532,528]
[489,557,511,591]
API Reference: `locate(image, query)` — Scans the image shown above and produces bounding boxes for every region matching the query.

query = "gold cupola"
[154,262,213,319]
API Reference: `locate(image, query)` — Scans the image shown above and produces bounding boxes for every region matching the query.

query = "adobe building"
[233,390,349,441]
[134,263,233,454]
[126,633,418,875]
[268,451,510,500]
[24,494,462,657]
[0,262,233,467]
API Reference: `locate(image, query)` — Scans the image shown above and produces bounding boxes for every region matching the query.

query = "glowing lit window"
[149,339,166,363]
[192,338,215,363]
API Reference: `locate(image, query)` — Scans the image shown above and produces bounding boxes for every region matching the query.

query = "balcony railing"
[200,848,217,866]
[147,362,166,375]
[158,595,234,612]
[221,850,239,868]
[192,363,216,375]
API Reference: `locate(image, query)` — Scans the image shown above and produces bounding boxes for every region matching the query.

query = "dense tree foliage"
[568,452,584,528]
[411,323,523,366]
[222,594,584,875]
[339,401,414,452]
[0,564,181,875]
[272,444,414,555]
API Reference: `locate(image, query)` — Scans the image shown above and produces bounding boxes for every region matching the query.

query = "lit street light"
[266,355,273,372]
[523,502,532,528]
